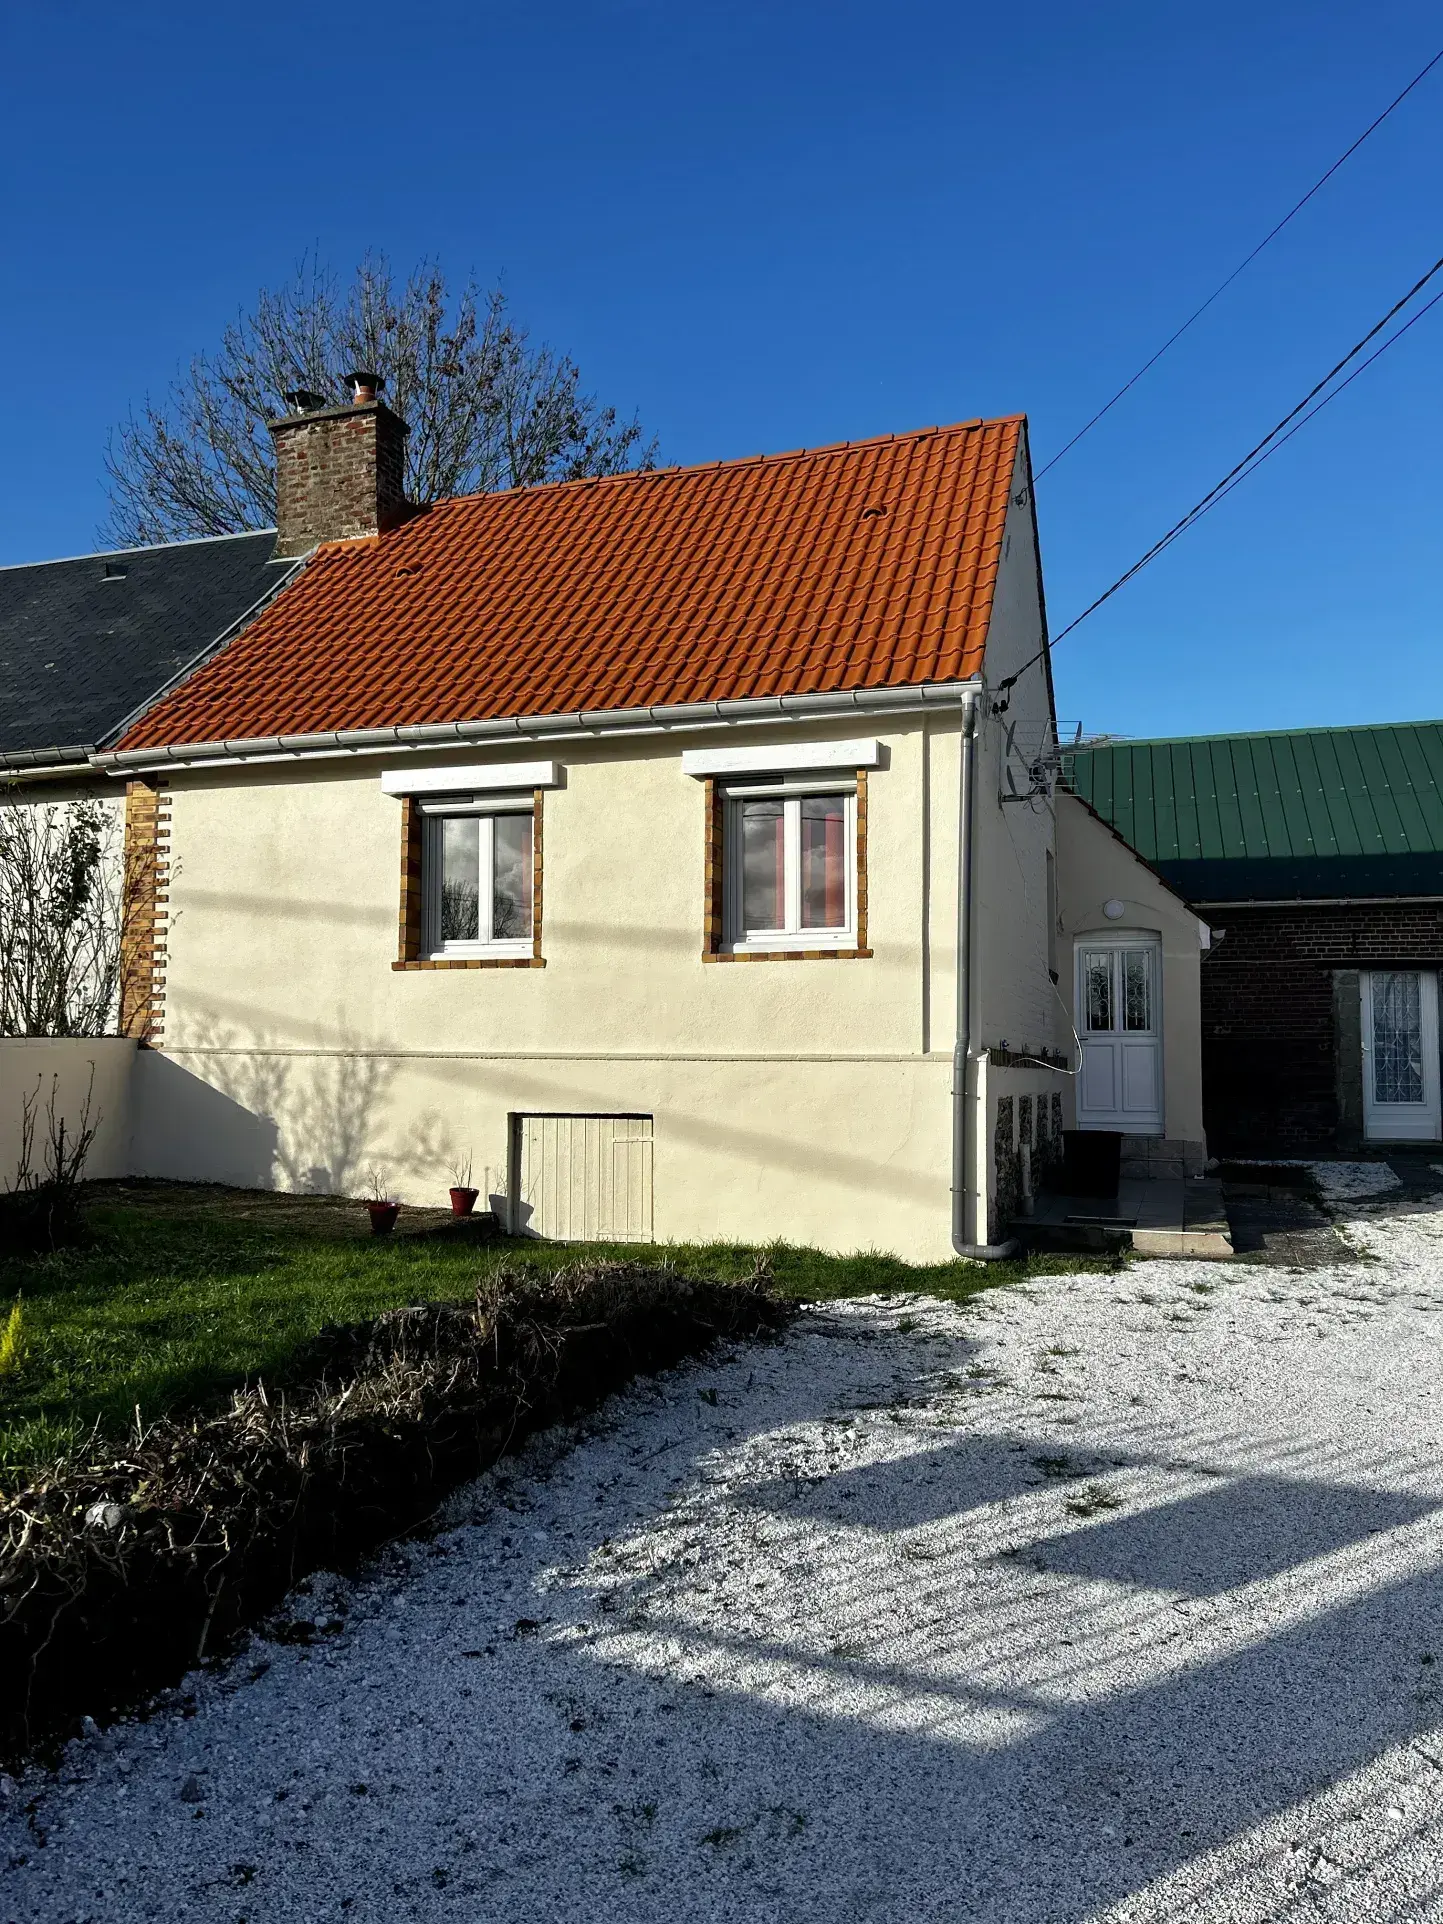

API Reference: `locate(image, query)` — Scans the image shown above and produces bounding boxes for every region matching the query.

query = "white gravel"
[7,1175,1443,1923]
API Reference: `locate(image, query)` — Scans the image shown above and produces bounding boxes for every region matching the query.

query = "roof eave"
[92,679,985,776]
[0,744,98,779]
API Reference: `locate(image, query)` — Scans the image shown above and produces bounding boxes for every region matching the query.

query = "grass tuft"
[0,1302,23,1379]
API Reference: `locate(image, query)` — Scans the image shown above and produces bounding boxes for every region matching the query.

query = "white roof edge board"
[681,738,881,778]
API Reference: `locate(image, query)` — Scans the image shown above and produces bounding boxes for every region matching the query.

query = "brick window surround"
[394,791,546,970]
[702,771,872,964]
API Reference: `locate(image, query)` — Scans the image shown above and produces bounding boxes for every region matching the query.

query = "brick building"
[1067,723,1443,1151]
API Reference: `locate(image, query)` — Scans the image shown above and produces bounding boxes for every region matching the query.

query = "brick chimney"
[269,372,410,558]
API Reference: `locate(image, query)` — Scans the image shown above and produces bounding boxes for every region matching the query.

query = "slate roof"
[0,530,298,764]
[1067,722,1443,902]
[117,418,1025,750]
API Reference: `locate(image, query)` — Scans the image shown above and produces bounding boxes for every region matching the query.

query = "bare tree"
[0,793,125,1037]
[102,254,657,546]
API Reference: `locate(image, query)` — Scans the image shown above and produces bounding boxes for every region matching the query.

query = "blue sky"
[2,0,1439,737]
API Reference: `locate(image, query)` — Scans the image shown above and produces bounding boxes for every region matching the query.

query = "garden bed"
[0,1258,786,1762]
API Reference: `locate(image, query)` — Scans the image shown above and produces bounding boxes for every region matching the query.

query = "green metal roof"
[1066,721,1443,903]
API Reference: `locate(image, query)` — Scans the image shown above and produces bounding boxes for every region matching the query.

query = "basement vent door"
[513,1113,655,1242]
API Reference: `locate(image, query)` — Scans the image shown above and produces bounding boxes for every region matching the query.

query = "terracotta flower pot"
[367,1200,401,1236]
[449,1186,480,1217]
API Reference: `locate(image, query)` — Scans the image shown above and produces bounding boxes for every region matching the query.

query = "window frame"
[419,795,536,961]
[720,775,859,955]
[394,788,545,972]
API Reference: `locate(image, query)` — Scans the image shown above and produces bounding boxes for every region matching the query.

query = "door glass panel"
[800,794,847,929]
[439,816,480,943]
[1372,971,1425,1104]
[492,812,533,939]
[1123,950,1153,1032]
[1083,951,1113,1032]
[740,799,785,933]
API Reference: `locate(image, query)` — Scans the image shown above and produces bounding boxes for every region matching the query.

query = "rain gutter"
[89,679,983,776]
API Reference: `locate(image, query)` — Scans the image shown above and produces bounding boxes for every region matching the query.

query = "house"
[45,390,1210,1259]
[1,530,299,778]
[1068,723,1443,1150]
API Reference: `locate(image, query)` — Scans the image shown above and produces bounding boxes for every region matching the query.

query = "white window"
[723,779,857,951]
[421,798,534,959]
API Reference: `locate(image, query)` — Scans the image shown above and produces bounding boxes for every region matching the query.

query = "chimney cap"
[283,388,331,415]
[345,370,384,404]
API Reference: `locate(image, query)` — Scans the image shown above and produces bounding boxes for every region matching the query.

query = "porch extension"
[1019,1177,1234,1260]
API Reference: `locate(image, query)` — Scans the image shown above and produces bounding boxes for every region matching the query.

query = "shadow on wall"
[131,1049,280,1188]
[142,1016,487,1200]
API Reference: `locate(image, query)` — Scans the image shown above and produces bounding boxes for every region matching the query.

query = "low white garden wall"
[0,1037,138,1186]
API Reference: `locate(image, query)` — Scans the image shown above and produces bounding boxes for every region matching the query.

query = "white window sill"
[726,931,855,955]
[426,941,534,962]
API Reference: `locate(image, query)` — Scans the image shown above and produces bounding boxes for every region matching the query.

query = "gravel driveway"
[7,1167,1443,1923]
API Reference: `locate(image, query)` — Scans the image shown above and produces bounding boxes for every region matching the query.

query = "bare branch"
[101,253,655,545]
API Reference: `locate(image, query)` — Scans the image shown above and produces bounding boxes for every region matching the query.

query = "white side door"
[1075,938,1164,1135]
[1362,971,1441,1141]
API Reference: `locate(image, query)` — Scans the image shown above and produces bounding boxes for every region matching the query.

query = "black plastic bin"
[1061,1129,1122,1198]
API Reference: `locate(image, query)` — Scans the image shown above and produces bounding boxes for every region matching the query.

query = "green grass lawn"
[0,1181,1102,1483]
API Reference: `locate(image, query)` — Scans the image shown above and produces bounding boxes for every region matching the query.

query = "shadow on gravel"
[742,1432,1091,1530]
[11,1301,1443,1924]
[1032,1473,1438,1596]
[541,1393,1443,1919]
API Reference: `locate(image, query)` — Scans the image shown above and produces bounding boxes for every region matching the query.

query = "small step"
[1015,1177,1233,1260]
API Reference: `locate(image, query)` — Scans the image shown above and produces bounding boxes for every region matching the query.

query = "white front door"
[1362,970,1441,1141]
[1075,938,1164,1134]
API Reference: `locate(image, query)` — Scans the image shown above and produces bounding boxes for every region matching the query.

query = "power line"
[1153,283,1443,531]
[996,250,1443,704]
[1033,45,1443,482]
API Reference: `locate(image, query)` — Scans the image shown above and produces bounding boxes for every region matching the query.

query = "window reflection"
[492,813,533,940]
[440,816,480,942]
[1123,950,1152,1031]
[741,799,785,933]
[1085,952,1112,1031]
[800,795,846,929]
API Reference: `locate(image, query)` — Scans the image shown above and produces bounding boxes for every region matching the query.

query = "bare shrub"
[2,1066,102,1252]
[0,794,124,1038]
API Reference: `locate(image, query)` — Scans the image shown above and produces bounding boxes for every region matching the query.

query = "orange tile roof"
[119,416,1025,748]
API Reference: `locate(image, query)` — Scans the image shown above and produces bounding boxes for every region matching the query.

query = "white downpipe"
[952,695,1019,1262]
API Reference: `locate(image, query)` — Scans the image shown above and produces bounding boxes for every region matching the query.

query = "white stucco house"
[11,390,1209,1259]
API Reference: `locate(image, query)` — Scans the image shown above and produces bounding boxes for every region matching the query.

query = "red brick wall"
[1202,900,1443,1148]
[271,402,409,556]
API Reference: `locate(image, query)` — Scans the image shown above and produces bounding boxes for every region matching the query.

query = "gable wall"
[971,448,1059,1063]
[966,453,1068,1231]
